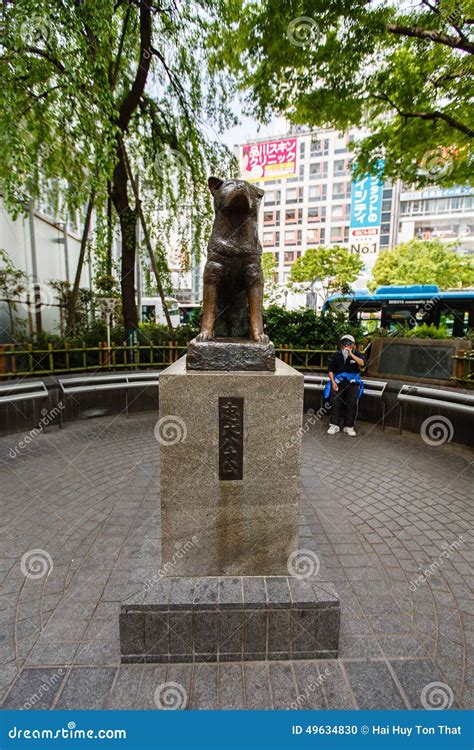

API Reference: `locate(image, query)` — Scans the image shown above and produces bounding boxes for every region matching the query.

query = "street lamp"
[96,297,120,348]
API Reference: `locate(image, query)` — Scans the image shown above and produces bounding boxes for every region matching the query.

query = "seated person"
[327,334,366,437]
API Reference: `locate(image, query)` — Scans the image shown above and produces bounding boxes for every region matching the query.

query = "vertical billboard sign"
[349,169,383,259]
[240,138,297,182]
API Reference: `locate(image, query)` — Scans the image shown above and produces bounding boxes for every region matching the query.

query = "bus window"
[141,305,156,323]
[441,311,469,337]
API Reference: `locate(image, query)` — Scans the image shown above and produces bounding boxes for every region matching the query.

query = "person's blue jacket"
[323,372,364,401]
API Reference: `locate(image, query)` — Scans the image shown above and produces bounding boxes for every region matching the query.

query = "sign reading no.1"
[349,166,384,259]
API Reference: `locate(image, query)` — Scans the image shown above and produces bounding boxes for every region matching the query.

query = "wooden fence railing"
[0,342,472,384]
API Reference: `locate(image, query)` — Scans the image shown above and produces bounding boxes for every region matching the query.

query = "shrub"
[263,305,364,349]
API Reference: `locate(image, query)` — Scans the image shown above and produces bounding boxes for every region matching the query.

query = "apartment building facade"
[398,185,473,254]
[237,127,399,292]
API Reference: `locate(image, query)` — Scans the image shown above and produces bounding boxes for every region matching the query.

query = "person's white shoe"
[343,426,357,437]
[327,424,340,435]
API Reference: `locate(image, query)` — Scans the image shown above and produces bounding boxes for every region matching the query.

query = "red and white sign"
[349,226,380,256]
[240,138,297,182]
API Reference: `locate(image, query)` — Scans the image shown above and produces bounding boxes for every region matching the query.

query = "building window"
[331,204,345,220]
[308,185,327,202]
[286,187,302,204]
[284,251,294,263]
[264,190,281,206]
[264,210,279,224]
[299,141,305,159]
[330,226,343,242]
[334,159,345,174]
[309,162,328,180]
[310,137,329,156]
[307,206,326,222]
[285,208,302,223]
[263,231,276,246]
[332,181,350,199]
[307,228,319,244]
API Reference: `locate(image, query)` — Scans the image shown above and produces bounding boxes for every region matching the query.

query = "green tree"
[0,0,236,334]
[0,249,27,340]
[290,246,363,303]
[369,239,474,290]
[262,251,277,283]
[214,0,473,185]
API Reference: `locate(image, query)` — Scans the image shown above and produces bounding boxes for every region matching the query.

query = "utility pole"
[28,200,42,333]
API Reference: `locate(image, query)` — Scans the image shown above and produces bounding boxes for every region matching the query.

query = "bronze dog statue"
[196,176,269,344]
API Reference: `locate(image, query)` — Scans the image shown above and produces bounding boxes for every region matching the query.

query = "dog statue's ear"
[208,176,224,194]
[253,185,265,200]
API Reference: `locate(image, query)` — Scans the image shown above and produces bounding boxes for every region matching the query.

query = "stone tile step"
[120,576,340,663]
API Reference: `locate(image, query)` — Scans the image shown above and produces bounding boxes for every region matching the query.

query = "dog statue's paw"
[195,331,214,343]
[253,333,270,345]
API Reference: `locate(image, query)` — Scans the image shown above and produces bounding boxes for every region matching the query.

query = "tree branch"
[375,92,474,137]
[117,0,152,130]
[386,23,474,54]
[150,44,194,131]
[25,46,66,74]
[110,2,132,88]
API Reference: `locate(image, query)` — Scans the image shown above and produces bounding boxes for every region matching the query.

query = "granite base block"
[120,576,340,663]
[186,338,275,372]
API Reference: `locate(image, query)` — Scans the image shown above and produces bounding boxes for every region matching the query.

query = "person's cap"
[340,334,355,344]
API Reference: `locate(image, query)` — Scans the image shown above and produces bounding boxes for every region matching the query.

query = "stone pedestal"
[119,353,342,662]
[159,356,303,576]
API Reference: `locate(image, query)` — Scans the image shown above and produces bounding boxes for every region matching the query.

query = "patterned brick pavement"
[0,413,472,710]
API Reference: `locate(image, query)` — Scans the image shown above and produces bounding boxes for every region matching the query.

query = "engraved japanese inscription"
[218,397,244,481]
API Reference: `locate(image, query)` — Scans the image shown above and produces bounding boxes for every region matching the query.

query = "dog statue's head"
[208,176,264,217]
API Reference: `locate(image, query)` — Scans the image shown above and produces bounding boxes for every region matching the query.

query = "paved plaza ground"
[0,412,472,710]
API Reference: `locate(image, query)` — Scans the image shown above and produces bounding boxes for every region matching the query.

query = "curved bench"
[397,384,474,433]
[58,371,161,421]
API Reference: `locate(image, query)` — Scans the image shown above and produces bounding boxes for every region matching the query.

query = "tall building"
[398,185,473,254]
[237,127,399,293]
